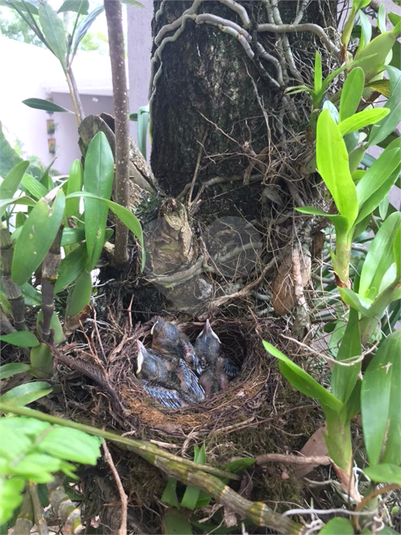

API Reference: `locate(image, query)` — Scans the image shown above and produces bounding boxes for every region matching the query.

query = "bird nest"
[60,311,319,453]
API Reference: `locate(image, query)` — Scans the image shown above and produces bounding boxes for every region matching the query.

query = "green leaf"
[0,363,30,380]
[319,518,354,535]
[369,66,401,146]
[61,228,85,246]
[137,105,150,158]
[162,478,180,507]
[30,343,54,379]
[0,331,39,348]
[0,382,52,406]
[180,445,206,510]
[0,477,25,525]
[71,4,104,57]
[67,192,145,270]
[21,174,49,200]
[37,427,102,465]
[339,68,365,122]
[316,110,357,227]
[314,51,322,93]
[0,160,29,201]
[354,27,399,82]
[12,452,62,483]
[12,189,66,286]
[356,11,372,55]
[224,457,255,474]
[361,331,401,465]
[58,0,89,14]
[22,98,72,113]
[65,159,83,218]
[54,244,87,294]
[332,308,361,404]
[394,226,401,279]
[162,508,193,535]
[359,212,401,301]
[121,0,143,6]
[83,132,114,270]
[356,146,400,220]
[21,282,42,306]
[263,340,343,412]
[364,464,401,485]
[339,288,374,316]
[38,2,67,70]
[338,108,390,136]
[296,207,350,237]
[65,270,92,318]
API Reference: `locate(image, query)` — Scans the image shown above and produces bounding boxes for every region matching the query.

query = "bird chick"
[195,320,240,397]
[136,341,205,404]
[151,317,202,374]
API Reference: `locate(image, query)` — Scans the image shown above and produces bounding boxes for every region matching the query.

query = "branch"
[257,22,340,57]
[104,0,130,265]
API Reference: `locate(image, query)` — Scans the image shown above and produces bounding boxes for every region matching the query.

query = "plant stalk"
[65,65,85,125]
[104,0,130,265]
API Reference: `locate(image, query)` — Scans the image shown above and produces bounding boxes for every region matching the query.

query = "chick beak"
[136,340,145,375]
[205,319,221,344]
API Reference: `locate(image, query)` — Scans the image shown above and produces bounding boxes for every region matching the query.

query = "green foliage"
[319,518,354,535]
[0,416,102,524]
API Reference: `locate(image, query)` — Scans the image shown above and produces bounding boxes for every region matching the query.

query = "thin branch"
[103,441,128,535]
[104,0,130,265]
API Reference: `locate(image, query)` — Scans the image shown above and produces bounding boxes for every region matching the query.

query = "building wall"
[0,36,113,175]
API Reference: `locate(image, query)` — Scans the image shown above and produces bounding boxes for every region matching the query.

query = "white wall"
[0,36,113,175]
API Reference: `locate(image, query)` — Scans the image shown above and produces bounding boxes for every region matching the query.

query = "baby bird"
[136,341,205,405]
[151,318,203,374]
[195,320,239,397]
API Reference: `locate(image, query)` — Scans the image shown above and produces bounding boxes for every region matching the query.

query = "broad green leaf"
[22,98,72,113]
[348,145,366,174]
[338,108,390,136]
[58,0,89,14]
[162,478,180,507]
[54,244,87,294]
[314,51,322,93]
[359,212,401,301]
[364,464,401,485]
[38,3,67,70]
[394,226,401,278]
[162,508,193,535]
[263,340,343,412]
[65,270,92,318]
[61,228,85,246]
[319,518,354,535]
[361,331,401,465]
[65,159,83,218]
[316,110,357,227]
[225,457,255,474]
[30,343,54,378]
[0,363,30,380]
[356,146,400,213]
[368,79,391,97]
[0,382,52,406]
[180,444,206,510]
[37,427,102,464]
[21,173,48,200]
[0,477,25,525]
[377,3,387,33]
[67,192,145,270]
[21,282,42,306]
[339,68,365,122]
[296,207,350,237]
[0,160,29,200]
[0,417,50,440]
[356,10,372,55]
[369,66,401,146]
[339,288,374,316]
[71,4,104,57]
[12,190,65,286]
[83,132,114,270]
[0,331,39,348]
[353,25,400,82]
[323,406,353,471]
[332,308,361,404]
[379,194,389,219]
[12,452,62,483]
